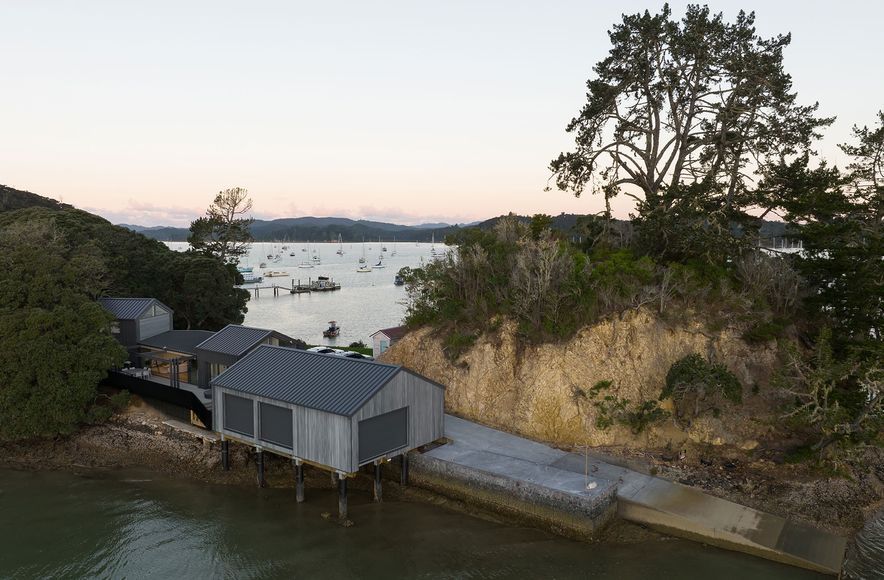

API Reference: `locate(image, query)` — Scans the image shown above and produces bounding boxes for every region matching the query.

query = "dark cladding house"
[99,297,174,350]
[211,345,445,474]
[195,324,297,388]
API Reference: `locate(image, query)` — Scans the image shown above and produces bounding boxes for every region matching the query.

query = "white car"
[306,346,345,355]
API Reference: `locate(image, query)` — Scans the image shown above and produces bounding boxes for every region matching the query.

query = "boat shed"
[195,325,298,388]
[211,345,445,474]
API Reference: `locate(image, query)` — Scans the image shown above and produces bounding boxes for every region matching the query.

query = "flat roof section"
[138,330,216,355]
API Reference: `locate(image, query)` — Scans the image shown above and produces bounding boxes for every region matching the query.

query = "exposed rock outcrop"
[383,309,780,449]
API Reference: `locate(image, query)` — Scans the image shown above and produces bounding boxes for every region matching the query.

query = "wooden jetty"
[240,277,341,298]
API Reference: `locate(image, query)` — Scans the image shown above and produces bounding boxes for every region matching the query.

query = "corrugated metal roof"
[98,297,167,319]
[370,326,409,340]
[195,324,273,356]
[138,330,215,355]
[212,345,402,416]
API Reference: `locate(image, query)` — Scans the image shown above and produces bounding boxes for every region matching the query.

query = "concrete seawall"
[410,451,617,541]
[409,415,847,576]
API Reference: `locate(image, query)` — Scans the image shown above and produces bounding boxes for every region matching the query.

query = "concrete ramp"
[614,472,847,575]
[419,415,846,576]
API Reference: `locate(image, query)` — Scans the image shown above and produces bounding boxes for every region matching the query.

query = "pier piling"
[337,474,348,519]
[373,462,383,502]
[400,453,409,486]
[294,460,305,503]
[221,439,229,471]
[256,449,265,488]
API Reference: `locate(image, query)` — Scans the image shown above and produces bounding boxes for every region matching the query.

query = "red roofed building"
[369,326,409,358]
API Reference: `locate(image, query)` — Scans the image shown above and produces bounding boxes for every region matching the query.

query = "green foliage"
[349,340,366,349]
[0,220,126,440]
[0,206,248,331]
[550,4,831,266]
[443,331,477,361]
[188,187,255,264]
[662,354,742,425]
[584,380,668,434]
[776,328,883,452]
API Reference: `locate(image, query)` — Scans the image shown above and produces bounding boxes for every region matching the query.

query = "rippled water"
[166,241,443,345]
[844,509,884,579]
[0,469,833,579]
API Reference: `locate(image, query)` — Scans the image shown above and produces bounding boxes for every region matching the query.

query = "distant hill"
[0,184,70,213]
[122,211,793,243]
[123,217,467,243]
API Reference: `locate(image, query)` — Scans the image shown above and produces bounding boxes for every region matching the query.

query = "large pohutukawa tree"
[549,4,832,261]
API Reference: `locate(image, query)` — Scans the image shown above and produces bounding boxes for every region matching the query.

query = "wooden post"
[400,453,409,486]
[294,459,305,503]
[337,473,348,519]
[373,462,383,502]
[221,439,229,471]
[256,449,265,488]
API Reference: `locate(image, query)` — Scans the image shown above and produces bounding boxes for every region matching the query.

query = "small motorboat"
[259,262,267,268]
[356,264,372,273]
[264,270,289,277]
[323,321,340,338]
[373,259,385,269]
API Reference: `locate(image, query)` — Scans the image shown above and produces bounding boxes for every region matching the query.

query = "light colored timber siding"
[350,370,444,469]
[214,386,352,472]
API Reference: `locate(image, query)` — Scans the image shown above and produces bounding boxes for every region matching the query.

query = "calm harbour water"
[166,241,446,346]
[0,468,837,580]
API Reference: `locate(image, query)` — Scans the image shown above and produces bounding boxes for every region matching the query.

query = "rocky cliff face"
[382,309,780,450]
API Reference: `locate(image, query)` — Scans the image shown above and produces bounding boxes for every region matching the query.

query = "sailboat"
[380,236,387,253]
[312,245,321,264]
[299,242,314,268]
[391,237,398,257]
[430,233,437,257]
[336,233,344,255]
[358,238,366,264]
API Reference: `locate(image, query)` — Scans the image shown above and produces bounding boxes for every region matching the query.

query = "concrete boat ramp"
[410,415,846,576]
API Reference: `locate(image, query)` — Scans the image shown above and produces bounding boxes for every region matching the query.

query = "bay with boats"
[164,239,446,346]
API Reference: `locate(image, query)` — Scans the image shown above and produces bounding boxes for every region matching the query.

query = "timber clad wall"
[213,361,444,474]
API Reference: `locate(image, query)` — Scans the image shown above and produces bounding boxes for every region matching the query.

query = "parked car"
[307,346,344,355]
[334,351,374,360]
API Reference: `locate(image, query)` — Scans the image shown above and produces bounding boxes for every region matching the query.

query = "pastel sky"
[2,1,882,226]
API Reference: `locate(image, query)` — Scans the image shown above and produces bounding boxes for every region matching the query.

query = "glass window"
[380,340,389,353]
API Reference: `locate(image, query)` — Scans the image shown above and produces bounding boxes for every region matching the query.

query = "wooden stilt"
[400,453,409,486]
[294,460,305,503]
[338,474,348,519]
[256,449,265,488]
[373,462,383,502]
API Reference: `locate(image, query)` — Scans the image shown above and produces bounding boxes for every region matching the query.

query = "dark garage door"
[358,407,408,463]
[224,393,254,436]
[259,402,293,449]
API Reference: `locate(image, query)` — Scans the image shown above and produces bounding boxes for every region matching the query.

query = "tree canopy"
[549,4,832,261]
[0,205,249,331]
[0,220,126,440]
[188,187,254,263]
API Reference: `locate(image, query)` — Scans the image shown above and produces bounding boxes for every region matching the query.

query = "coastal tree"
[549,4,832,261]
[188,187,255,263]
[0,204,249,332]
[767,111,884,346]
[0,220,126,440]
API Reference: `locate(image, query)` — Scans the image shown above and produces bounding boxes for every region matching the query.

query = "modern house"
[194,324,297,388]
[369,326,409,358]
[211,345,445,474]
[99,297,174,350]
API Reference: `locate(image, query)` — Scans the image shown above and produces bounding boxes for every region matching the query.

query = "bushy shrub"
[661,354,742,426]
